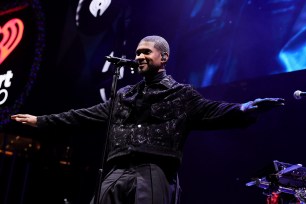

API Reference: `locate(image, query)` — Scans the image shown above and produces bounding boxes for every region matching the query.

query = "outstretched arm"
[11,114,38,127]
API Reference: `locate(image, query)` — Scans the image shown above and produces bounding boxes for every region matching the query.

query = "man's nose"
[136,53,145,60]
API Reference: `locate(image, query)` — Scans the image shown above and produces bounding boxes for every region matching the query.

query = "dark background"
[1,0,306,203]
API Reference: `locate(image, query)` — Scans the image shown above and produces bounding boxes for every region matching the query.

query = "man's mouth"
[138,63,147,68]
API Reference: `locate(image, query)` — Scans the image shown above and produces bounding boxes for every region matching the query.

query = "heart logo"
[0,18,24,65]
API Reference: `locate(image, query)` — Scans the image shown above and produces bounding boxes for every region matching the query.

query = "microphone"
[105,56,139,68]
[293,90,306,100]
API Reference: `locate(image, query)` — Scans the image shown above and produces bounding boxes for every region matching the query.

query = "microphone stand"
[93,61,131,204]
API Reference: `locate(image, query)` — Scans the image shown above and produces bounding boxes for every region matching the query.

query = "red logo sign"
[0,18,24,64]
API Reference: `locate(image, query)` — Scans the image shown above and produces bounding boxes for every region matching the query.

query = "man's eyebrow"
[135,48,150,54]
[136,48,149,52]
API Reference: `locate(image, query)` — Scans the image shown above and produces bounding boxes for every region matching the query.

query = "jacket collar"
[126,75,177,95]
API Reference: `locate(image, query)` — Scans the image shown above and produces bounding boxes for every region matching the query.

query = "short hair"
[140,35,170,55]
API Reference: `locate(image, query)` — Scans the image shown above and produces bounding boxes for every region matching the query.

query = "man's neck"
[144,71,167,85]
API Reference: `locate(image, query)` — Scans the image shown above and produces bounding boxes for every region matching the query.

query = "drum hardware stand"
[246,160,306,203]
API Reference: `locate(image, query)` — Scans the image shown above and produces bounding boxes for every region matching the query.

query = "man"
[11,35,285,204]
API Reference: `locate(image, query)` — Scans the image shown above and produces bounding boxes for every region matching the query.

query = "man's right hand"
[11,114,38,127]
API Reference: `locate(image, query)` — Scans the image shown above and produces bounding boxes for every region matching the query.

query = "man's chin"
[137,68,147,75]
[137,66,159,76]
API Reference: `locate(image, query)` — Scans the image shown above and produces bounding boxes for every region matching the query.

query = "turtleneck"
[144,71,167,86]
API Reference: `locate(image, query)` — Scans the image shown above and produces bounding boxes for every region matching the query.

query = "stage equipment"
[246,160,306,203]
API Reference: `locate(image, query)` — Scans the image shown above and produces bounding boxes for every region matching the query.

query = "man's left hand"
[240,98,285,112]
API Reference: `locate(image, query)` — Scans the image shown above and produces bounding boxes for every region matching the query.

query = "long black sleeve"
[186,88,256,130]
[36,100,111,128]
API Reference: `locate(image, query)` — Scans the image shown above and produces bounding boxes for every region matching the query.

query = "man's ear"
[161,52,169,62]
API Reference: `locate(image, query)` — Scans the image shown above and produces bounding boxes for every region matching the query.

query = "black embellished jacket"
[37,75,254,170]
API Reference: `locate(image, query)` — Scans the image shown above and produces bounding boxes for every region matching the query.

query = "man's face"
[135,41,163,76]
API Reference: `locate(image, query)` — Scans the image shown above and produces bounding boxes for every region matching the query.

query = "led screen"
[75,0,306,90]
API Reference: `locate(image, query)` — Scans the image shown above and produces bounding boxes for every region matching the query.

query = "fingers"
[266,98,285,103]
[11,114,29,121]
[269,98,285,106]
[10,114,36,125]
[11,114,29,119]
[253,98,285,106]
[276,98,285,105]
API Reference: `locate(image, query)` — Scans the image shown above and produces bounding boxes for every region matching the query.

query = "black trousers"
[90,164,180,204]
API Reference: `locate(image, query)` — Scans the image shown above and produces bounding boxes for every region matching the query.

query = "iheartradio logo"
[0,18,24,105]
[0,0,45,126]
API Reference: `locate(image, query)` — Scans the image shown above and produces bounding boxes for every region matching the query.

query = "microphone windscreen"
[293,90,302,100]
